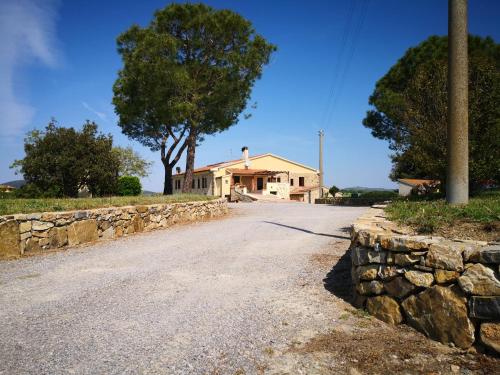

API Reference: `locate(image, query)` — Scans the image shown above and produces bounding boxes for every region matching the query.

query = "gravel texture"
[2,202,499,374]
[0,202,364,374]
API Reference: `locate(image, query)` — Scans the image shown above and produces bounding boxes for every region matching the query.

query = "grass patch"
[385,190,500,234]
[0,194,215,216]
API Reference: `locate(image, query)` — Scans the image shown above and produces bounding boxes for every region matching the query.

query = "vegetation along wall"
[0,198,228,259]
[350,207,500,353]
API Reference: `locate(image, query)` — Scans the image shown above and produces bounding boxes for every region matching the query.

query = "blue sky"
[1,0,499,192]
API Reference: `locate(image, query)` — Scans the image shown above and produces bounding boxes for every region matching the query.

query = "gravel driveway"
[1,202,498,374]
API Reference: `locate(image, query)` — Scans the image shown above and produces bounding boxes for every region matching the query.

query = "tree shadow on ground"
[322,247,355,305]
[263,221,350,240]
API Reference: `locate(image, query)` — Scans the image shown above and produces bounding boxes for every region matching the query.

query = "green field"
[0,194,214,216]
[385,190,500,234]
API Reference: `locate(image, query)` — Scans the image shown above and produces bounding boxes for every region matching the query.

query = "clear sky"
[1,0,499,192]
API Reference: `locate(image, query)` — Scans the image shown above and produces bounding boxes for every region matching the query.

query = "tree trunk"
[182,129,197,193]
[163,162,173,195]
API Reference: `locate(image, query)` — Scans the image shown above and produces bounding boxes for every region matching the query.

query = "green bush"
[117,176,142,196]
[329,185,340,196]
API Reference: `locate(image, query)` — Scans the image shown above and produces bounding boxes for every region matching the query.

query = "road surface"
[1,202,496,374]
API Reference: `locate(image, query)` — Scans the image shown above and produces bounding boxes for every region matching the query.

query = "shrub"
[329,185,340,196]
[117,176,142,196]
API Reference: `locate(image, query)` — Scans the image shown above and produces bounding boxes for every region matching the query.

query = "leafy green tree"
[11,120,119,197]
[113,3,276,194]
[112,146,153,178]
[363,35,500,189]
[329,185,340,196]
[117,176,142,196]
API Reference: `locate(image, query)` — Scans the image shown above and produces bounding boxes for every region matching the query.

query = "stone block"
[469,296,500,320]
[404,270,434,288]
[479,245,500,264]
[480,323,500,354]
[356,280,384,296]
[395,253,420,266]
[133,215,144,232]
[74,211,88,219]
[67,219,98,246]
[39,238,50,247]
[25,237,41,253]
[378,266,401,281]
[353,265,379,281]
[434,269,460,284]
[458,263,500,296]
[351,246,387,266]
[19,221,32,233]
[426,242,464,271]
[401,285,475,349]
[0,220,20,258]
[366,295,403,325]
[20,232,32,241]
[49,227,67,248]
[385,276,416,299]
[101,226,115,240]
[32,221,54,231]
[465,245,500,264]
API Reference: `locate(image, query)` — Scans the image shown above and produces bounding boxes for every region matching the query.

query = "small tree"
[113,3,276,194]
[329,185,340,196]
[113,146,153,178]
[11,120,119,197]
[117,176,142,196]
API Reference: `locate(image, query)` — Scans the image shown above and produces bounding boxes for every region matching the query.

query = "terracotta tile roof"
[398,178,440,187]
[227,168,282,176]
[175,154,267,175]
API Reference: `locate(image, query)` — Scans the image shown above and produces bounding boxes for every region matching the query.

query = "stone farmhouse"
[172,147,324,203]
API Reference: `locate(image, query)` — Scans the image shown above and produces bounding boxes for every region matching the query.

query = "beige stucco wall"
[398,183,413,196]
[225,154,318,174]
[173,154,320,197]
[172,172,213,195]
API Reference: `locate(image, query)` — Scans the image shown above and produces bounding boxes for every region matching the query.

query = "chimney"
[176,167,181,174]
[242,146,250,169]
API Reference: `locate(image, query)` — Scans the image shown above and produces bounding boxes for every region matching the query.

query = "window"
[202,177,207,189]
[277,177,281,183]
[175,180,181,190]
[197,178,201,189]
[290,178,294,186]
[192,180,195,189]
[233,176,240,184]
[299,177,305,186]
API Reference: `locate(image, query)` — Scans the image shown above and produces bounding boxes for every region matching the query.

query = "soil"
[430,220,500,242]
[264,241,500,374]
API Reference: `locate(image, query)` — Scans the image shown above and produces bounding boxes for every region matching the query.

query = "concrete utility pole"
[446,0,469,204]
[318,130,324,198]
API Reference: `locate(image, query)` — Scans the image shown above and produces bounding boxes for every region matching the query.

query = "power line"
[320,0,357,128]
[321,0,370,130]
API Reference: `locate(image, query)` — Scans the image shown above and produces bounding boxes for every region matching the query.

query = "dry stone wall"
[351,206,500,353]
[0,198,227,259]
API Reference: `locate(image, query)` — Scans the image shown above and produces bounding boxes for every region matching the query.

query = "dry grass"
[0,194,214,215]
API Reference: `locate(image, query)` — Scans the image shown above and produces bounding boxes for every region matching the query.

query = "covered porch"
[227,168,290,199]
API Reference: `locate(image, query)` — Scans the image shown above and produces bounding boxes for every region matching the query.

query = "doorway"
[257,177,264,190]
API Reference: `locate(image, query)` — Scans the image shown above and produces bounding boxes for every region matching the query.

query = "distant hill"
[142,190,160,196]
[1,180,26,188]
[342,186,397,192]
